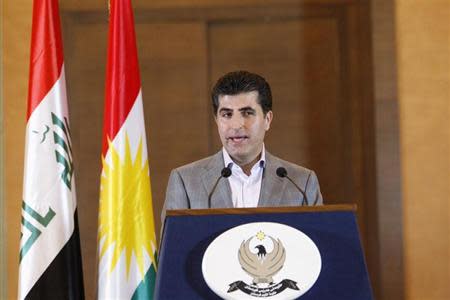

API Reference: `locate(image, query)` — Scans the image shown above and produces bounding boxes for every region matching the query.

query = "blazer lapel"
[258,152,286,207]
[201,151,233,208]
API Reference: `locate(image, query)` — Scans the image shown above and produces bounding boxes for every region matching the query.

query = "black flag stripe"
[25,210,84,300]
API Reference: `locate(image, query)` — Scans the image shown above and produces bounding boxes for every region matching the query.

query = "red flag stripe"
[102,0,141,156]
[27,0,64,120]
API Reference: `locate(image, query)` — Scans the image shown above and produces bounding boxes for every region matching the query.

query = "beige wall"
[3,0,31,298]
[396,0,450,299]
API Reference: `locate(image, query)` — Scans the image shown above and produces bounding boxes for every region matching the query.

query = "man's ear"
[265,111,273,131]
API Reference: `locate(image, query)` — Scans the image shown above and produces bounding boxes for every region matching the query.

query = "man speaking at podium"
[162,71,322,219]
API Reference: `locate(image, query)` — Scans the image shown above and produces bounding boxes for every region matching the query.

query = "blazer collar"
[200,150,286,208]
[258,151,286,207]
[200,151,233,208]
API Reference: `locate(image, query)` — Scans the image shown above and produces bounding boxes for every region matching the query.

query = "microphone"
[208,163,233,208]
[276,167,309,206]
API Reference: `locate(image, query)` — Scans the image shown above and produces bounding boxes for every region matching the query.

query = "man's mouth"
[227,136,248,143]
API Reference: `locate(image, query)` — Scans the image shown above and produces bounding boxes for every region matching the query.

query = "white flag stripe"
[98,246,152,299]
[99,90,155,299]
[19,66,76,299]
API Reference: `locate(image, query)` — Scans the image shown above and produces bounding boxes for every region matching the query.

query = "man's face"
[215,91,273,166]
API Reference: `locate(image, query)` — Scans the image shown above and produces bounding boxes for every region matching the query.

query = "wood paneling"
[63,18,107,300]
[61,1,377,298]
[209,18,347,203]
[60,0,359,12]
[371,0,404,299]
[136,22,209,227]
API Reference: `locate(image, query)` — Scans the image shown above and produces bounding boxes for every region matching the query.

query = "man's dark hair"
[211,71,272,115]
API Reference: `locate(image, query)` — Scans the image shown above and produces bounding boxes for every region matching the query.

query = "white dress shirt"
[222,146,266,208]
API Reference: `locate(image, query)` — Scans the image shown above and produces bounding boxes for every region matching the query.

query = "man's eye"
[221,112,232,118]
[242,111,254,116]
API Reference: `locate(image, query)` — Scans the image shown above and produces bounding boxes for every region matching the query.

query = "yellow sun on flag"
[98,134,157,279]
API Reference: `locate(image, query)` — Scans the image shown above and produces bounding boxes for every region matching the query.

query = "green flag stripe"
[20,202,56,262]
[52,112,73,154]
[131,260,157,300]
[51,113,68,136]
[19,217,42,262]
[55,150,73,190]
[22,201,56,226]
[53,132,71,156]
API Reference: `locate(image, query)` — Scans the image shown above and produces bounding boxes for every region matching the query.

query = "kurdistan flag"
[97,0,158,299]
[18,0,84,299]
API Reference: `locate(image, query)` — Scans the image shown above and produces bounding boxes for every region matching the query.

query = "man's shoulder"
[172,151,222,175]
[171,150,314,178]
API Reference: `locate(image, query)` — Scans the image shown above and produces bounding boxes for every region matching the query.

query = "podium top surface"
[166,204,356,217]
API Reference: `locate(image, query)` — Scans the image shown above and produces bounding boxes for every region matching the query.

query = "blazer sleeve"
[306,171,323,205]
[161,169,190,224]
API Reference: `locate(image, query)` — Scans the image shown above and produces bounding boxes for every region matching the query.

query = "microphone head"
[221,166,232,178]
[276,167,288,178]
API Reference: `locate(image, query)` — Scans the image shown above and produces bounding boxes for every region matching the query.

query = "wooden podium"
[155,205,373,299]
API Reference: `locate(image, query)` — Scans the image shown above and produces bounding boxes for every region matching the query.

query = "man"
[162,71,322,219]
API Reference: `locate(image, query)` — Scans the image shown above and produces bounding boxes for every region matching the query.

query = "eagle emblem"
[238,235,286,285]
[226,230,302,296]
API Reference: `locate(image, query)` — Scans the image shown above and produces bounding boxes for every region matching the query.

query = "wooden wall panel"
[136,22,209,227]
[60,0,359,12]
[371,0,404,299]
[63,18,107,300]
[209,18,347,205]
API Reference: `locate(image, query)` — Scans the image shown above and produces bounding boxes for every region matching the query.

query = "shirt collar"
[222,145,266,171]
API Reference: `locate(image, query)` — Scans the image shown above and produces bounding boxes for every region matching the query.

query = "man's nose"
[230,115,244,129]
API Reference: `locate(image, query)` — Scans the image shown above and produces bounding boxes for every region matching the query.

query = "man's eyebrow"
[238,106,256,112]
[218,107,233,113]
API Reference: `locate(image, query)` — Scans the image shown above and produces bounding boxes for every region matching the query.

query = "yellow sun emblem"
[98,134,157,279]
[256,231,266,241]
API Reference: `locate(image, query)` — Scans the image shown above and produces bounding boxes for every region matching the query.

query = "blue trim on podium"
[155,210,373,299]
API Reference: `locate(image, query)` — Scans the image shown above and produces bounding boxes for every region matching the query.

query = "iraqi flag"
[97,0,158,298]
[18,0,84,299]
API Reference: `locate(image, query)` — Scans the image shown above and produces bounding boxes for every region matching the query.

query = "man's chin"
[227,150,254,165]
[225,148,244,159]
[228,150,244,159]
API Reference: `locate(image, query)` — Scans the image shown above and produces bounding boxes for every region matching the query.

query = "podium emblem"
[202,222,321,299]
[238,232,286,285]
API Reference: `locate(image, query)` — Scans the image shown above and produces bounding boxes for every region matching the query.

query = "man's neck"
[222,146,265,176]
[238,155,261,176]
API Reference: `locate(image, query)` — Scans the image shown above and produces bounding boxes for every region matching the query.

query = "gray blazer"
[162,150,323,222]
